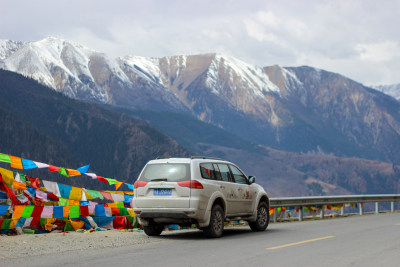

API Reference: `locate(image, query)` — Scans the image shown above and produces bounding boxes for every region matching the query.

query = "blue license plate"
[154,189,172,196]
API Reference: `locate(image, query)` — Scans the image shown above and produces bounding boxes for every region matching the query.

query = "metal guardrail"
[269,194,400,222]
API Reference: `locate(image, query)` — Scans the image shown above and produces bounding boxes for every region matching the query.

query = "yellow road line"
[267,236,335,250]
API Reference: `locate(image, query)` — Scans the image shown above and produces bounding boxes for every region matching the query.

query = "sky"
[1,0,399,85]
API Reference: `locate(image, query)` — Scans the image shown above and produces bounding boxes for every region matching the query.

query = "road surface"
[3,212,400,267]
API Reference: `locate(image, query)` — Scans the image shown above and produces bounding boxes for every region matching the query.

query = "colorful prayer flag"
[48,165,61,172]
[21,206,34,218]
[69,186,82,201]
[0,205,10,216]
[9,155,23,169]
[0,153,11,163]
[76,164,90,174]
[21,159,37,169]
[67,169,81,176]
[70,205,80,218]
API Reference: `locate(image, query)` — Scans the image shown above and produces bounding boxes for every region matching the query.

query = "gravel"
[0,229,181,259]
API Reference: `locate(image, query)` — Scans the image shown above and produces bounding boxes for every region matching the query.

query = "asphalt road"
[4,212,400,267]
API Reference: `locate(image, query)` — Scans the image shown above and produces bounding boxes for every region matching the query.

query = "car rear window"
[139,163,190,182]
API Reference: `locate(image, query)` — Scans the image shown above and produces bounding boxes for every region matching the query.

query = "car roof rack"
[155,156,226,161]
[156,156,172,159]
[190,156,225,161]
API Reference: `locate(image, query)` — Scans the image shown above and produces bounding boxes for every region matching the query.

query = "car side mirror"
[248,176,256,184]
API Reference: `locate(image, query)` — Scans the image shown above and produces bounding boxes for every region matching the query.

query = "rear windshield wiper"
[151,178,168,182]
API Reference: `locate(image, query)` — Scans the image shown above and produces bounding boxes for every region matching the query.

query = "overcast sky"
[1,0,399,85]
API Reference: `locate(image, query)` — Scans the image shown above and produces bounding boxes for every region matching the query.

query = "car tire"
[143,221,164,236]
[203,204,224,238]
[249,201,269,232]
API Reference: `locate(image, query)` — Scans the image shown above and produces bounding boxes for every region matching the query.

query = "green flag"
[21,206,34,218]
[119,208,129,216]
[69,206,80,218]
[59,198,69,206]
[105,178,118,185]
[19,173,27,183]
[1,219,11,229]
[58,168,69,177]
[87,190,104,200]
[0,153,11,163]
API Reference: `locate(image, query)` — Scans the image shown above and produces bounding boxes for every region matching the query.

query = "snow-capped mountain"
[2,37,400,165]
[0,37,188,112]
[371,84,400,101]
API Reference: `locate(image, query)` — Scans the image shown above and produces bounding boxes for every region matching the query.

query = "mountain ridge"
[2,37,400,165]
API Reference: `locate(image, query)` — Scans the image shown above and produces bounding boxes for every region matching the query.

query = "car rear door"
[134,163,191,208]
[229,164,254,214]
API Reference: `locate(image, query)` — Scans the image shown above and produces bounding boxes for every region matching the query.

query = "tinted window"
[217,164,231,182]
[230,165,247,184]
[139,163,190,182]
[213,164,222,180]
[200,163,215,179]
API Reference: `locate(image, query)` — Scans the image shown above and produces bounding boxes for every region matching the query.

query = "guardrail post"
[359,203,364,215]
[375,202,380,214]
[391,202,395,212]
[299,206,303,221]
[273,209,277,223]
[341,205,345,216]
[320,205,325,219]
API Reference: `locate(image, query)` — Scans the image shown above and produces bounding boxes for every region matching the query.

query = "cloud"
[356,42,400,62]
[0,0,399,85]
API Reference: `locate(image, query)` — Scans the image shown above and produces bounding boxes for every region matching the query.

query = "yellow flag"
[9,219,19,229]
[69,220,85,230]
[0,167,14,185]
[69,186,82,201]
[68,199,80,206]
[127,208,136,217]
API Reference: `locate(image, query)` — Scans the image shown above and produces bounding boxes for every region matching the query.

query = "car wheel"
[249,201,269,232]
[143,221,164,236]
[203,204,224,238]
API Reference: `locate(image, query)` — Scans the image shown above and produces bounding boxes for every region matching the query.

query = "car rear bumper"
[134,207,207,226]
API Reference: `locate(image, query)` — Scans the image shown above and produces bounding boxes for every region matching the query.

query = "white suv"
[132,157,270,238]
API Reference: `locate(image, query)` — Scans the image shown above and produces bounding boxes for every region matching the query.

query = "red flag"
[79,205,89,217]
[28,177,40,189]
[113,216,127,229]
[0,174,17,205]
[48,165,61,172]
[47,192,59,201]
[30,206,44,226]
[97,176,108,183]
[111,208,120,216]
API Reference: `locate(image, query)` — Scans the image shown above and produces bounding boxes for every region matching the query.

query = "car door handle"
[238,188,243,191]
[220,186,225,189]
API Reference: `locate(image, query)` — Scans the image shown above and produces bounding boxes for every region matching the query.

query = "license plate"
[154,189,172,196]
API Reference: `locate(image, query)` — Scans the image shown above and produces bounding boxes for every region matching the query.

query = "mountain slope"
[371,84,400,101]
[2,37,400,165]
[0,69,190,188]
[109,107,400,196]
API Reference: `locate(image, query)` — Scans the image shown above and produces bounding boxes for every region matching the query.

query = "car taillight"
[178,180,203,189]
[134,180,148,188]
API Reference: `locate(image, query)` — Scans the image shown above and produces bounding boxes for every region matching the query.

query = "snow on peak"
[0,39,25,60]
[206,53,280,97]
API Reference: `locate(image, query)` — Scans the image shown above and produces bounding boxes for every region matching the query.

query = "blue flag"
[76,164,90,174]
[0,205,10,216]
